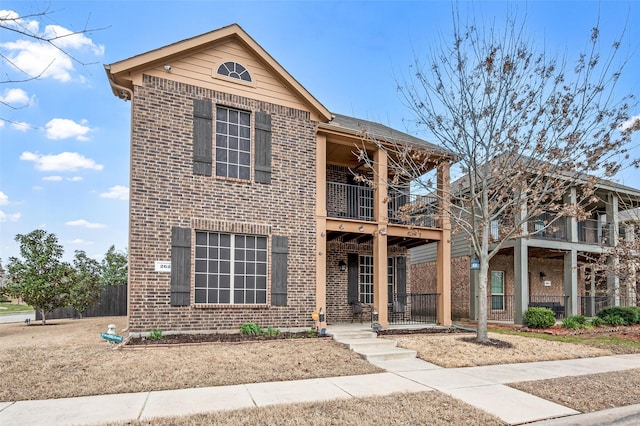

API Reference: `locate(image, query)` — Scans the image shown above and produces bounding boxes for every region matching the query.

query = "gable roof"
[105,23,331,122]
[322,113,454,158]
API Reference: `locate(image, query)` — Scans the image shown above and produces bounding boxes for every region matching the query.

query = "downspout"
[104,65,134,334]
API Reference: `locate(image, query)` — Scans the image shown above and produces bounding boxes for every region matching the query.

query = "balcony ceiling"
[326,230,433,249]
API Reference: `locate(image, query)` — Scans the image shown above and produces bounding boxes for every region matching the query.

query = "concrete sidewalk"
[2,354,640,425]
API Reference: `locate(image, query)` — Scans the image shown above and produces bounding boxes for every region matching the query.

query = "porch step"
[360,347,418,362]
[328,326,417,363]
[339,338,397,352]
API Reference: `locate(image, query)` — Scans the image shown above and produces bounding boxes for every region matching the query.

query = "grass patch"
[488,327,640,351]
[0,302,34,315]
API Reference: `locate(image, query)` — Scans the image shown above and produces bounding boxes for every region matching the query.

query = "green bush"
[562,316,587,330]
[602,314,626,326]
[589,316,605,327]
[240,323,262,335]
[524,307,556,328]
[596,306,639,325]
[149,328,163,340]
[261,326,281,337]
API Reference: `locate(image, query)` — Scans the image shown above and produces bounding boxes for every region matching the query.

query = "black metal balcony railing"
[528,213,567,241]
[388,192,437,228]
[326,182,373,221]
[388,293,438,324]
[528,295,567,319]
[578,219,606,244]
[326,182,438,227]
[486,295,515,321]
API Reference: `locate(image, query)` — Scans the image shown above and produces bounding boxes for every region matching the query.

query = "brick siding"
[128,75,317,333]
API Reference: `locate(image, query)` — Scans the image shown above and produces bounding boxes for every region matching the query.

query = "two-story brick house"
[412,179,640,324]
[105,24,453,334]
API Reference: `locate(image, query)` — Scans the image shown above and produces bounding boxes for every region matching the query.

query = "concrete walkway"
[2,353,640,425]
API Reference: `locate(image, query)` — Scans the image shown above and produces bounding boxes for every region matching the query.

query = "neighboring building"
[411,180,640,324]
[105,24,453,333]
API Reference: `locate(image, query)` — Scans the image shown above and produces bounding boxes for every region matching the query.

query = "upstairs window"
[217,61,252,82]
[216,106,251,180]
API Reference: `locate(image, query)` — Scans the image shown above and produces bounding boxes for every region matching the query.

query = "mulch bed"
[127,331,330,346]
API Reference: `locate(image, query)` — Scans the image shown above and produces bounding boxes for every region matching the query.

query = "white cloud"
[0,11,104,83]
[70,239,94,245]
[0,10,40,34]
[11,121,30,131]
[66,219,106,229]
[0,210,21,222]
[45,118,92,141]
[43,175,83,182]
[32,185,43,191]
[0,191,8,205]
[620,115,640,132]
[20,151,103,171]
[0,88,33,106]
[100,185,129,200]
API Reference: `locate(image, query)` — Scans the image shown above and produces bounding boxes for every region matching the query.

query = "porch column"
[315,134,327,326]
[373,148,389,327]
[564,187,578,243]
[514,240,529,324]
[563,249,578,316]
[514,197,529,324]
[606,193,620,306]
[625,225,637,304]
[436,161,452,326]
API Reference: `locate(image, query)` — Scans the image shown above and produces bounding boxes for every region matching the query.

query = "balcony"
[528,213,567,241]
[528,214,607,245]
[578,219,607,244]
[326,181,437,227]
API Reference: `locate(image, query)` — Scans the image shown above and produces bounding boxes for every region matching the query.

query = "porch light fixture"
[379,227,387,235]
[358,225,364,232]
[338,260,347,272]
[163,64,172,71]
[540,272,546,279]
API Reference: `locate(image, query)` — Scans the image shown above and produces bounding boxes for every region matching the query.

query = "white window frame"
[194,231,267,305]
[359,255,374,304]
[490,271,505,311]
[215,106,251,180]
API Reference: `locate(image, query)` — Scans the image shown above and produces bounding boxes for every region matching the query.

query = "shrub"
[562,316,586,330]
[596,306,639,325]
[149,328,163,340]
[589,316,605,327]
[602,314,626,326]
[240,323,261,335]
[524,307,556,328]
[261,326,281,337]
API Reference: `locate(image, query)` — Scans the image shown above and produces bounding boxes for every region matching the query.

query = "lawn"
[0,302,34,315]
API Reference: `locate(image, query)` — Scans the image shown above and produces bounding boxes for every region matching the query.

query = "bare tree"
[356,10,639,342]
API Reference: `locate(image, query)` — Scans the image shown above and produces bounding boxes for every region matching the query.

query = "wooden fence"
[35,285,127,320]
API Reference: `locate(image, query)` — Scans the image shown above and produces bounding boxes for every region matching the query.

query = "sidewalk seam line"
[137,391,151,421]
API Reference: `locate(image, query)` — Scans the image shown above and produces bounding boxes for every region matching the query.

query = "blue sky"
[1,0,639,262]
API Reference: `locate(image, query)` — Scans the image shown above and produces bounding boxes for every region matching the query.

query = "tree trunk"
[476,255,489,342]
[40,309,46,326]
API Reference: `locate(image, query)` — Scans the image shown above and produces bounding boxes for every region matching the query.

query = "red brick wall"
[127,75,318,333]
[411,256,470,319]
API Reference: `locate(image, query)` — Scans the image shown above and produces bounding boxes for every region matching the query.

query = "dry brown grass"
[510,368,640,413]
[4,317,640,424]
[0,317,380,401]
[105,392,506,426]
[387,332,613,367]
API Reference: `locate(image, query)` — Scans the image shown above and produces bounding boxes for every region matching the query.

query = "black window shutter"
[396,256,407,304]
[171,227,191,306]
[193,99,212,176]
[347,253,359,304]
[271,235,288,306]
[254,112,272,184]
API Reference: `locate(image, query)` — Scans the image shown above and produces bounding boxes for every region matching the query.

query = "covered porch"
[315,115,453,329]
